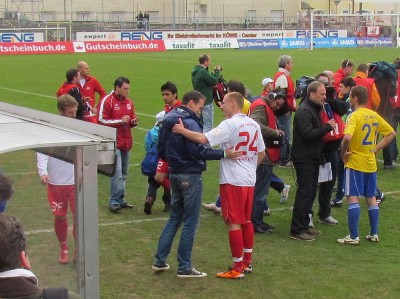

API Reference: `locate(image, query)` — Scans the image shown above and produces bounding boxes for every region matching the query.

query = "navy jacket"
[158,106,224,174]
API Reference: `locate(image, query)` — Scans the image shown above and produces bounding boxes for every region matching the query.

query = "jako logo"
[0,33,34,42]
[289,40,305,46]
[121,32,163,40]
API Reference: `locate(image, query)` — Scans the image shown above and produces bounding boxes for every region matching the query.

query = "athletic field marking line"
[0,86,155,119]
[25,206,298,236]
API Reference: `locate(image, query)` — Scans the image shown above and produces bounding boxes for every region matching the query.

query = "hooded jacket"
[191,65,220,105]
[158,106,224,174]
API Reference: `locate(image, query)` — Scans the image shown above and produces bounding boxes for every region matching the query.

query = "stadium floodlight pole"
[172,0,176,29]
[310,13,314,50]
[397,13,399,49]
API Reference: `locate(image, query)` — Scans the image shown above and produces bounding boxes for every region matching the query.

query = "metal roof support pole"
[75,145,100,299]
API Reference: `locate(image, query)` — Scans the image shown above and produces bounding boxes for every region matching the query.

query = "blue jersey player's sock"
[368,205,379,236]
[348,203,360,239]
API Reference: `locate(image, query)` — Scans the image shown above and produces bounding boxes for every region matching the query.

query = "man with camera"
[249,89,286,233]
[191,54,221,133]
[273,55,296,167]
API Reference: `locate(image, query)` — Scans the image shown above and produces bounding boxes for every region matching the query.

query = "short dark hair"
[227,80,245,97]
[350,86,368,105]
[357,63,369,73]
[182,90,205,105]
[341,77,356,89]
[0,173,14,202]
[225,92,244,110]
[307,81,325,96]
[0,214,26,271]
[66,69,79,82]
[57,94,78,112]
[114,77,130,89]
[160,81,178,97]
[199,54,209,65]
[340,59,354,69]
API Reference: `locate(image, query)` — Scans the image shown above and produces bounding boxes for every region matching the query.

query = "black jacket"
[291,98,333,164]
[158,106,223,174]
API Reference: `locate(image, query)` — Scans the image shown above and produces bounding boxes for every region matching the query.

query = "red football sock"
[242,222,254,265]
[55,217,68,249]
[229,229,243,272]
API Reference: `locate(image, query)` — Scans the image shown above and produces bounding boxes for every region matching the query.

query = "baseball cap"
[155,111,165,125]
[262,78,273,86]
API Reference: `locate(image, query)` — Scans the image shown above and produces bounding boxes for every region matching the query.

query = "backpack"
[141,127,159,176]
[212,75,228,106]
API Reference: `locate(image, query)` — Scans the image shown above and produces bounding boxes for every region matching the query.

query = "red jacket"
[273,71,296,112]
[353,72,380,111]
[249,98,280,163]
[98,92,137,151]
[333,68,346,93]
[56,82,84,120]
[164,100,182,113]
[79,75,107,122]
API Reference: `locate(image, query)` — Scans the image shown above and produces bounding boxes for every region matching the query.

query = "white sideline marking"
[24,207,295,236]
[0,86,155,119]
[25,217,170,235]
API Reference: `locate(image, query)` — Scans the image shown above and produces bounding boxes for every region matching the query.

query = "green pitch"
[1,48,400,298]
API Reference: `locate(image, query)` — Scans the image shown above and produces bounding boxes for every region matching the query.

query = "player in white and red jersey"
[37,94,78,265]
[173,92,265,279]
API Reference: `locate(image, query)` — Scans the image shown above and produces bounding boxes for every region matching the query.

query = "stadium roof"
[301,1,314,10]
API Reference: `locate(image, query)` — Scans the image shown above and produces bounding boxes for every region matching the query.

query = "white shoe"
[263,208,271,216]
[202,203,221,214]
[279,184,291,204]
[337,235,360,245]
[366,234,379,242]
[308,213,314,228]
[318,216,338,225]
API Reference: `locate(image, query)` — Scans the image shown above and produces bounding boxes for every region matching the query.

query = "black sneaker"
[330,200,342,208]
[177,268,207,278]
[384,164,395,170]
[109,204,121,213]
[152,262,170,272]
[120,202,134,209]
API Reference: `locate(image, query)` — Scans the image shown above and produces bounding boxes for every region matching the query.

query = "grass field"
[1,48,400,299]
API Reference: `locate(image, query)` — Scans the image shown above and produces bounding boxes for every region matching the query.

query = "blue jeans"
[277,113,292,164]
[252,164,273,226]
[154,173,203,272]
[109,149,130,207]
[202,103,214,133]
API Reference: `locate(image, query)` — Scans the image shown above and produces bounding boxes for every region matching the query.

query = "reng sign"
[121,31,163,41]
[0,33,35,43]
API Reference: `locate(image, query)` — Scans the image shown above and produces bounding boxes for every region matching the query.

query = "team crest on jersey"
[113,104,120,110]
[127,104,132,110]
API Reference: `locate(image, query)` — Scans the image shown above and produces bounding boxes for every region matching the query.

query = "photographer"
[191,54,221,133]
[249,89,286,233]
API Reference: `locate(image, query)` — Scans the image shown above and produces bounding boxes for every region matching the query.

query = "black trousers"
[290,163,319,235]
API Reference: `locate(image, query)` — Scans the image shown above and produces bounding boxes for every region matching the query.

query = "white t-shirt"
[37,153,74,185]
[204,113,265,186]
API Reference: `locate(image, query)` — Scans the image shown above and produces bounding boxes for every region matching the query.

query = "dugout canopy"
[0,102,116,299]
